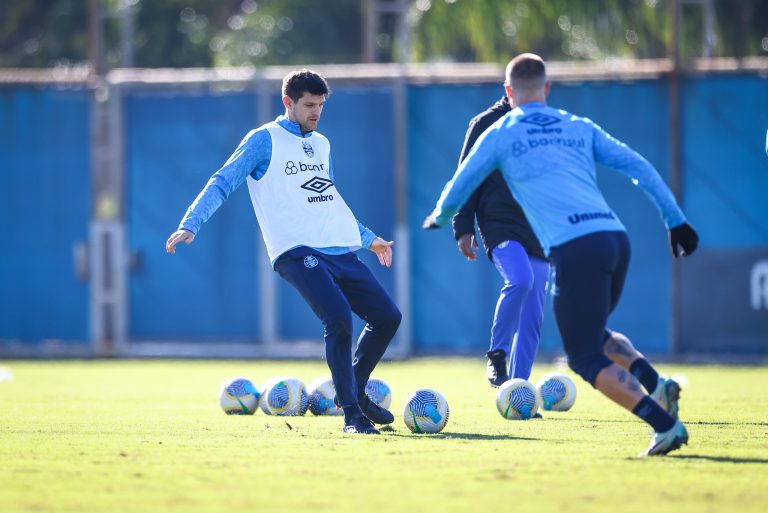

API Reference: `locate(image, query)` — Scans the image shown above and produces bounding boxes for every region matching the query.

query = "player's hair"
[505,53,547,93]
[282,69,330,101]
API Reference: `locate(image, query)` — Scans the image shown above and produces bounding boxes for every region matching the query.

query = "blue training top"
[178,115,376,265]
[431,102,686,255]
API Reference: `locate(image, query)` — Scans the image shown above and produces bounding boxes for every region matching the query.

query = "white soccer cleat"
[641,419,689,457]
[651,376,682,419]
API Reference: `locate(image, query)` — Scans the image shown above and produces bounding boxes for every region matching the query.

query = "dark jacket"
[451,96,546,261]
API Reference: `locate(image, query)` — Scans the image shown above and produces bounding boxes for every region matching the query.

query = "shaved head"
[505,53,547,96]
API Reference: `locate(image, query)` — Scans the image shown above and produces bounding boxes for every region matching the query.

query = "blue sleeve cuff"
[358,221,376,249]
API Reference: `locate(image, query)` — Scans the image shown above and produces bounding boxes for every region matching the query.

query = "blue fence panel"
[124,89,261,341]
[681,75,768,248]
[0,87,90,342]
[5,73,766,354]
[408,83,510,354]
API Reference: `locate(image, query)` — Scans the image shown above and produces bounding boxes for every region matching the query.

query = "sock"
[632,396,675,433]
[342,404,363,423]
[629,358,660,394]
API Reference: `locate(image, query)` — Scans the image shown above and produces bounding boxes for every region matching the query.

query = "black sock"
[632,396,675,433]
[629,358,659,394]
[342,405,363,423]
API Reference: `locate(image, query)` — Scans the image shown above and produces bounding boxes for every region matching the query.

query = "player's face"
[284,92,325,133]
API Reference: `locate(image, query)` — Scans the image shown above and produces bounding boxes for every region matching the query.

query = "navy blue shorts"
[549,231,630,384]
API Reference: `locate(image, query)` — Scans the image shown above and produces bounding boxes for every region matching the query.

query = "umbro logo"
[519,113,561,127]
[301,177,334,194]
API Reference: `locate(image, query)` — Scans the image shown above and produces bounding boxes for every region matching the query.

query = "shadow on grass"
[385,431,539,441]
[668,454,768,464]
[687,421,768,427]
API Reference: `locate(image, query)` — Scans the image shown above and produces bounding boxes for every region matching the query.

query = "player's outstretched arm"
[166,229,195,254]
[369,237,394,268]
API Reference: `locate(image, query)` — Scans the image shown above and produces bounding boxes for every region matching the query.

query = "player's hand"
[370,237,394,268]
[166,229,195,254]
[457,233,478,261]
[422,215,439,230]
[669,222,698,258]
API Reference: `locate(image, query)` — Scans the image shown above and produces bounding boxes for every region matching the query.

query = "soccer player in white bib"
[166,69,400,434]
[424,54,699,456]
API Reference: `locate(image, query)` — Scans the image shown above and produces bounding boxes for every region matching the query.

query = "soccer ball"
[264,377,308,416]
[219,377,260,415]
[496,378,541,420]
[258,377,280,415]
[365,377,392,409]
[307,377,342,416]
[403,389,450,434]
[536,372,577,411]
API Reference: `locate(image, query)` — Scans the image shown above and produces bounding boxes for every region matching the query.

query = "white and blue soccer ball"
[403,389,450,434]
[536,372,577,411]
[258,377,280,415]
[496,378,541,420]
[264,377,308,416]
[307,377,342,416]
[365,377,392,409]
[219,377,260,415]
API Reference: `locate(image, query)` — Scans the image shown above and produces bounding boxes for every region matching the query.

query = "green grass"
[1,360,767,513]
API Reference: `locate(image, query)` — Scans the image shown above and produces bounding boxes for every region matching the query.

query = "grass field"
[1,359,767,513]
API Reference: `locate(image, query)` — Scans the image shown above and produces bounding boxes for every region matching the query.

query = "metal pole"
[256,73,280,348]
[362,0,376,63]
[703,0,716,59]
[118,0,136,68]
[668,0,683,356]
[391,1,412,357]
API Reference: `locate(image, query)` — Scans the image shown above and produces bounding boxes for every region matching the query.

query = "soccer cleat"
[641,419,688,457]
[334,393,395,425]
[359,394,395,425]
[651,376,682,419]
[343,415,380,435]
[486,349,509,388]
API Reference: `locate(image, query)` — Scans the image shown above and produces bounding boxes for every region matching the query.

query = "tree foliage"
[410,0,768,63]
[0,0,765,69]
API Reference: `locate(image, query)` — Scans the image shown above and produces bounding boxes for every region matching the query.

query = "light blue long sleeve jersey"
[179,115,376,266]
[431,102,687,255]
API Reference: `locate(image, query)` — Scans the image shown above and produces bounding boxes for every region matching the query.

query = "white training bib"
[246,123,362,262]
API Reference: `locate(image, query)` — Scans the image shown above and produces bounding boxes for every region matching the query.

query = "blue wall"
[1,74,766,354]
[0,86,90,342]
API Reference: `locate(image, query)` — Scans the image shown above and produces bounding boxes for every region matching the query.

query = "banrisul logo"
[285,160,325,174]
[519,112,561,127]
[302,141,314,157]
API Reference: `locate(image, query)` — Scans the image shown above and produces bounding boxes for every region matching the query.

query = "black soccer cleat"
[486,349,509,388]
[343,415,380,435]
[359,394,395,425]
[334,393,395,425]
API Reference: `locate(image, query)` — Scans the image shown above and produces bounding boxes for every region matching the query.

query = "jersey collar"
[276,115,313,138]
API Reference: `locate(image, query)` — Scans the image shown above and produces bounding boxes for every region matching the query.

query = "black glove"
[669,223,699,258]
